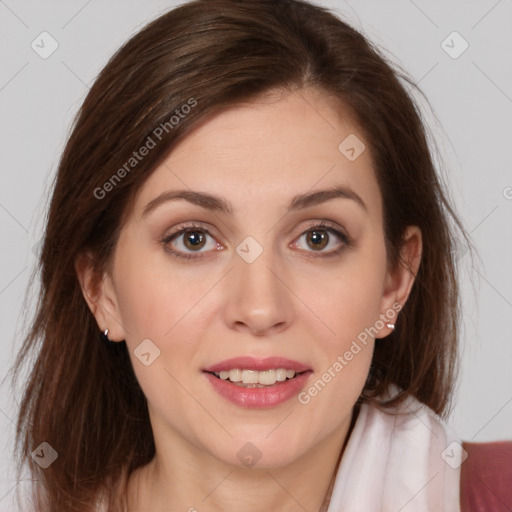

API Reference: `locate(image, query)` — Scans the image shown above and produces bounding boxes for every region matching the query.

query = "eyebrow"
[142,186,367,217]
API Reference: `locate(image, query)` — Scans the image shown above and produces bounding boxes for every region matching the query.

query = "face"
[85,88,417,470]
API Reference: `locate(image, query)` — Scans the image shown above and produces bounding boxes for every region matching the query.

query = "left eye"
[293,227,347,253]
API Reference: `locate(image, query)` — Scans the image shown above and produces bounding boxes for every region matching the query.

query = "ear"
[376,226,422,338]
[74,252,127,342]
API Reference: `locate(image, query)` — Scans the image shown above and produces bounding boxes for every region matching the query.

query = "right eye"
[162,223,223,261]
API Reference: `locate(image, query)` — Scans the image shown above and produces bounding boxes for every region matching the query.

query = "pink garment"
[460,441,512,511]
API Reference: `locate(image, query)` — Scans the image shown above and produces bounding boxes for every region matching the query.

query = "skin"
[77,87,422,511]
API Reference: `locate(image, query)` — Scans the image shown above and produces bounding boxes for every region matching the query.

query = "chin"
[204,431,309,471]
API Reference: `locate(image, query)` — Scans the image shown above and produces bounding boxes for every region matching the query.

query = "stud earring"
[101,328,112,342]
[386,323,395,330]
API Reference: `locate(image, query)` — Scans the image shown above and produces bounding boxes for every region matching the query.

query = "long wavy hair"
[11,0,468,510]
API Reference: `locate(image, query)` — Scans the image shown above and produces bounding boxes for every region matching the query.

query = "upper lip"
[203,356,312,373]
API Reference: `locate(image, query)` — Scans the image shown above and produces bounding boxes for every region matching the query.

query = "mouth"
[202,357,312,408]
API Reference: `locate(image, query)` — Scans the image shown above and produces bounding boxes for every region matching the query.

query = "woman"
[12,0,511,510]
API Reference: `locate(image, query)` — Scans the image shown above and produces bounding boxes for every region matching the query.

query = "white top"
[327,390,461,511]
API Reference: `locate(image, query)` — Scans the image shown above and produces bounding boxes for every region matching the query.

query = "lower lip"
[204,372,311,409]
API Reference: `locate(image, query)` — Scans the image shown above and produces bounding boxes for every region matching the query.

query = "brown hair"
[11,0,468,510]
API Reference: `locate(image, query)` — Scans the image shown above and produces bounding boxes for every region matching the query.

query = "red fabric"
[460,441,512,512]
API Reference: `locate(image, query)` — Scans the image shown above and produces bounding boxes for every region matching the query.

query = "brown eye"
[292,224,349,258]
[182,230,206,250]
[305,230,329,251]
[163,224,221,260]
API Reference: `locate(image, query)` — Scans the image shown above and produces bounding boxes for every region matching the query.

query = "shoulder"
[460,440,512,512]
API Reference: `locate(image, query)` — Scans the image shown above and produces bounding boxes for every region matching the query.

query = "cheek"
[294,244,386,409]
[110,245,220,398]
[303,253,387,349]
[111,241,210,341]
[295,263,381,424]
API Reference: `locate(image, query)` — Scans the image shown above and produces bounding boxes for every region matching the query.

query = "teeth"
[241,369,259,384]
[258,369,276,385]
[214,368,297,386]
[229,369,242,382]
[276,368,287,381]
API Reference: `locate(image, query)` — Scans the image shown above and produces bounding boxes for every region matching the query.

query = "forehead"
[133,88,382,219]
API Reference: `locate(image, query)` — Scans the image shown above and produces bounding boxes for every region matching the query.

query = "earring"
[386,323,395,330]
[101,328,112,342]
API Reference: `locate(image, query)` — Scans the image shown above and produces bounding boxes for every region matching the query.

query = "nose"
[222,248,294,336]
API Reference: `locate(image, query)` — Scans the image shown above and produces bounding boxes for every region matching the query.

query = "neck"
[126,407,359,512]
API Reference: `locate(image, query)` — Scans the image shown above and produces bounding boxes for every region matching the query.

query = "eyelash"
[161,221,351,261]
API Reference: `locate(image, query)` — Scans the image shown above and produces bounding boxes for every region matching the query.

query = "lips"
[202,356,313,409]
[203,356,312,373]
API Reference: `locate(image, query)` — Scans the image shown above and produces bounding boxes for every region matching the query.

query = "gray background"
[1,0,511,508]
